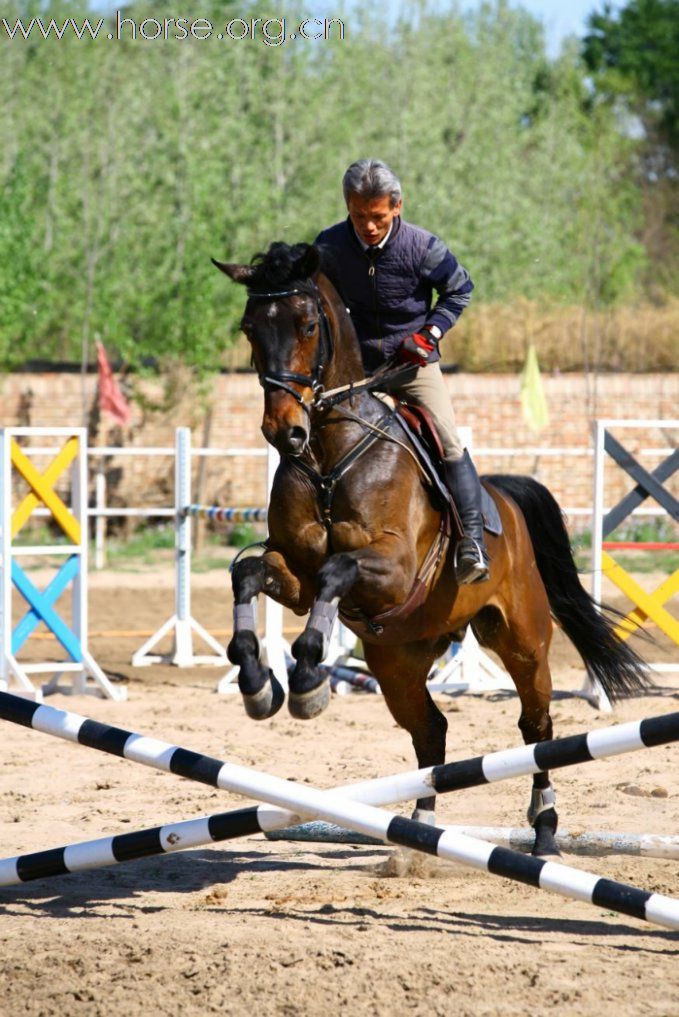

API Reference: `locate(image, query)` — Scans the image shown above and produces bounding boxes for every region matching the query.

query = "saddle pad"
[392,408,453,517]
[392,404,503,537]
[480,484,502,536]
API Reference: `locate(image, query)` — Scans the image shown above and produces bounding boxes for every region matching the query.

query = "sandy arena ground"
[0,565,677,1016]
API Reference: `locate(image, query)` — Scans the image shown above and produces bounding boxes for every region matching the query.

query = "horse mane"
[248,242,318,294]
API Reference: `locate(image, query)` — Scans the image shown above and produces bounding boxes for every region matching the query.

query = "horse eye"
[303,322,317,337]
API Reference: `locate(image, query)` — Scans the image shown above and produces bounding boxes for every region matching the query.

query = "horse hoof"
[532,808,561,857]
[242,673,285,720]
[532,837,561,858]
[288,676,331,720]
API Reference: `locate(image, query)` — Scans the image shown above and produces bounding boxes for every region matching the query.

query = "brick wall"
[2,371,676,530]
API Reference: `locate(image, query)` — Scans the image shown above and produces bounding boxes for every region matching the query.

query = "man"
[315,158,489,585]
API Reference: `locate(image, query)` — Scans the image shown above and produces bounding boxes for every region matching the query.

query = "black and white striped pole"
[0,692,677,930]
[331,710,679,801]
[3,814,678,889]
[0,806,273,886]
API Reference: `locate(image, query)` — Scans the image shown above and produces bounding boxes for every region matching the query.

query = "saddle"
[338,400,502,639]
[393,403,503,538]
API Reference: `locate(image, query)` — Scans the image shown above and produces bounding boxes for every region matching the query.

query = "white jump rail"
[130,429,246,668]
[84,439,671,566]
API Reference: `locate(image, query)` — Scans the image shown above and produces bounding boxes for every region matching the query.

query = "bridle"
[245,283,412,413]
[244,281,434,553]
[245,284,333,413]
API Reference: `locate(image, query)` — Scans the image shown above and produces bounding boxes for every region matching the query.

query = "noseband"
[245,285,334,411]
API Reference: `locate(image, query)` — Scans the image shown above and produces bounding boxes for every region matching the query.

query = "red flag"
[96,341,132,425]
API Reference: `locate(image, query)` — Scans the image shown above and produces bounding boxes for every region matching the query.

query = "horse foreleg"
[364,641,448,824]
[228,553,306,721]
[287,552,360,719]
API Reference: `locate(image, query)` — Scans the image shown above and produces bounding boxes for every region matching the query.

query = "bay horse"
[213,241,649,857]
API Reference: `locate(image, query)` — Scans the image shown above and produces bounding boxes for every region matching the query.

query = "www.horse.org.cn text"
[114,15,346,44]
[0,13,346,45]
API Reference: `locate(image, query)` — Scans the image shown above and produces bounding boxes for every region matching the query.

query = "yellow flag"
[519,344,549,432]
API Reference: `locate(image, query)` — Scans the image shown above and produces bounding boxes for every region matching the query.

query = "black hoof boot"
[242,671,285,720]
[238,662,286,721]
[532,807,560,857]
[229,630,285,721]
[288,667,331,719]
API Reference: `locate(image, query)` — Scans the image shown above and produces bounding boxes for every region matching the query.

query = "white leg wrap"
[527,785,556,826]
[234,598,257,633]
[307,598,339,657]
[411,808,436,826]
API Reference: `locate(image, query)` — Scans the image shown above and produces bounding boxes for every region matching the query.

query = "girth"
[339,518,449,638]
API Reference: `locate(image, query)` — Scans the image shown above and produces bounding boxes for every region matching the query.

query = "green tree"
[583,0,679,291]
[583,0,679,148]
[0,0,661,374]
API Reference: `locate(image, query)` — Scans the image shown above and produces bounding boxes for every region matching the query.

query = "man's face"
[346,193,402,246]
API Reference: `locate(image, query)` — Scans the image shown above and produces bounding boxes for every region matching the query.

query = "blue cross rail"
[11,556,82,660]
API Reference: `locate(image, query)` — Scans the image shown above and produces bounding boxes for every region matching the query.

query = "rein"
[246,284,411,412]
[315,359,415,409]
[247,281,431,523]
[247,280,450,633]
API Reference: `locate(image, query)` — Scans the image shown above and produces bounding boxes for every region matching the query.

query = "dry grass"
[451,298,679,372]
[220,298,679,373]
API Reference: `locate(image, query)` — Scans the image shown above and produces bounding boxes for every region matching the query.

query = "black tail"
[487,474,652,701]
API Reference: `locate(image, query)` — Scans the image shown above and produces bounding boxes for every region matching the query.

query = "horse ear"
[294,245,320,280]
[211,259,256,284]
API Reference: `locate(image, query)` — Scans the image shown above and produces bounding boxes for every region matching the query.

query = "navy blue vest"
[315,217,441,371]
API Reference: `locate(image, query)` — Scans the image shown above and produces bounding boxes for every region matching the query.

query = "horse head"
[213,242,333,456]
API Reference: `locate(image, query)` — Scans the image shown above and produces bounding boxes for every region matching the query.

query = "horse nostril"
[287,426,308,453]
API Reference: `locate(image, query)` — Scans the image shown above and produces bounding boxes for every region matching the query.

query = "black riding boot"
[444,450,490,585]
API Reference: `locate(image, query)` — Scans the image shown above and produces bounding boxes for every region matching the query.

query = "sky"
[474,0,624,56]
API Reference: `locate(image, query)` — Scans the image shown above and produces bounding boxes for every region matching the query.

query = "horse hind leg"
[472,602,560,857]
[228,556,286,720]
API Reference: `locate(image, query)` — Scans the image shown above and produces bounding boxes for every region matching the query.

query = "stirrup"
[453,537,489,585]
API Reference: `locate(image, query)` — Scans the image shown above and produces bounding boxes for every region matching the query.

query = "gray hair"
[342,159,402,207]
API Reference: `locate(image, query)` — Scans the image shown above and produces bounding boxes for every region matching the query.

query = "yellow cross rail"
[11,437,81,544]
[602,551,679,644]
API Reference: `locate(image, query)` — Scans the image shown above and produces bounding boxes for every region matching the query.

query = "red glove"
[398,330,437,365]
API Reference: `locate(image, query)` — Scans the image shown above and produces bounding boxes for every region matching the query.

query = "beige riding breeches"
[388,362,464,461]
